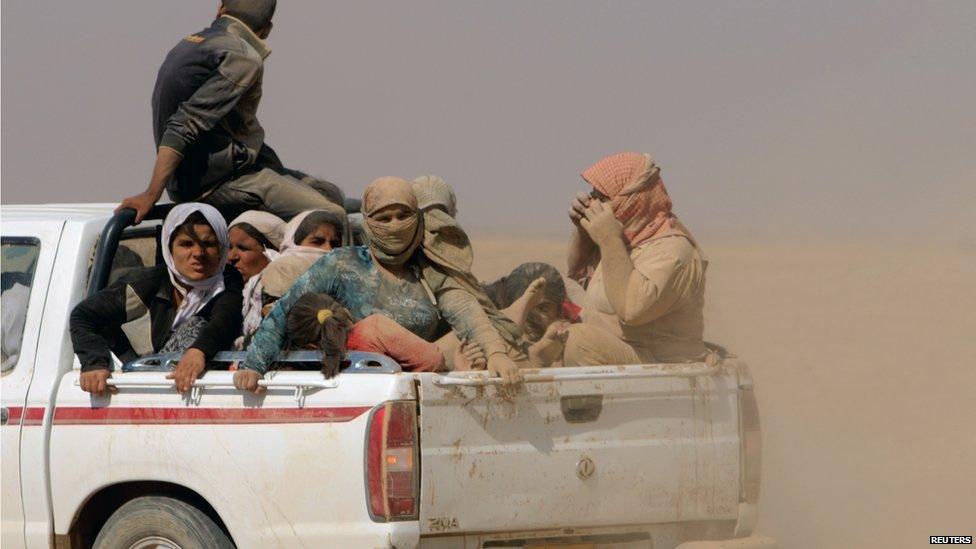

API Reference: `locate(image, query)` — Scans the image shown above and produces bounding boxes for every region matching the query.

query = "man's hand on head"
[568,192,592,228]
[580,200,624,246]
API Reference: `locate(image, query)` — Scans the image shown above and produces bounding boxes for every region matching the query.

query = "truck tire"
[94,496,233,549]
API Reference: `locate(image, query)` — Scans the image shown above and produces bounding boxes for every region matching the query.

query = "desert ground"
[469,233,976,549]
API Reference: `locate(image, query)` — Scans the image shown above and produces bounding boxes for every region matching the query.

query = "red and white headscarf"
[581,152,677,248]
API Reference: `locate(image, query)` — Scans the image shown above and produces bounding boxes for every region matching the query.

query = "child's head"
[285,293,354,378]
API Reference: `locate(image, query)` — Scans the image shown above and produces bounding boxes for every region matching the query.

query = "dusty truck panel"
[415,364,741,536]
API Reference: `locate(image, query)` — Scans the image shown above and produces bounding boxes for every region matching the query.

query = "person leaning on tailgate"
[117,0,345,223]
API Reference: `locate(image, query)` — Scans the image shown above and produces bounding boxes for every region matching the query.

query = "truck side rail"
[431,362,724,387]
[120,350,401,374]
[74,351,400,405]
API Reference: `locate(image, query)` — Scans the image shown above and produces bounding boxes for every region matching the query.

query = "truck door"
[48,352,414,547]
[1,223,63,549]
[415,364,743,536]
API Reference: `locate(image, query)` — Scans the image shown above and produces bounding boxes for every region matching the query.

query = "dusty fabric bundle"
[160,203,230,330]
[412,175,458,217]
[411,175,523,351]
[260,255,319,299]
[581,152,683,248]
[360,177,424,266]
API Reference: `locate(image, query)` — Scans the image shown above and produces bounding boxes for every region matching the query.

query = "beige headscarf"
[412,175,523,351]
[412,175,458,217]
[260,255,318,299]
[361,177,424,266]
[229,210,286,253]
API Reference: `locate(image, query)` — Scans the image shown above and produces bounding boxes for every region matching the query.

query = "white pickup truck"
[1,204,775,549]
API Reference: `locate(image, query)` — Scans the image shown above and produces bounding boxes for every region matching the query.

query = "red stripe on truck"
[5,406,23,424]
[11,406,370,426]
[3,407,44,426]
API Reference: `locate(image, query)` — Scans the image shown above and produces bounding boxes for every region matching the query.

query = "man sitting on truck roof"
[116,0,345,224]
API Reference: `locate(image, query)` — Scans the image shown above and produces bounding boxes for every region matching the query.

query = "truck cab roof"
[2,203,117,223]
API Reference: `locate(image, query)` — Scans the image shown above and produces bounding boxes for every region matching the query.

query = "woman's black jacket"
[70,265,243,372]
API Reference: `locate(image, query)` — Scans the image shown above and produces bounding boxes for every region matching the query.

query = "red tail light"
[738,365,762,504]
[365,401,418,521]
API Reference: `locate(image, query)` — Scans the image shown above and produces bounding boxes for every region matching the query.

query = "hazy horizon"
[2,1,974,241]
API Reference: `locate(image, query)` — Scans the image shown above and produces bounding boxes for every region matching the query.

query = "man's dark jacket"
[152,15,283,202]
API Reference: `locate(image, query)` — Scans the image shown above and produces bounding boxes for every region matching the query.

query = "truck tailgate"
[415,364,741,535]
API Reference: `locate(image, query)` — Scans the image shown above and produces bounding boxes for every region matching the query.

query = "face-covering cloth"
[361,177,424,266]
[581,152,688,249]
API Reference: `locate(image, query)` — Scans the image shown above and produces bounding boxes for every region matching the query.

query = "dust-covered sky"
[2,1,974,239]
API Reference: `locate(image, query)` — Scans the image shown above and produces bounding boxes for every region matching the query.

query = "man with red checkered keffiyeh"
[559,152,709,366]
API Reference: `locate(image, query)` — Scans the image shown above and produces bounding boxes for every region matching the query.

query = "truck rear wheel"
[94,496,232,549]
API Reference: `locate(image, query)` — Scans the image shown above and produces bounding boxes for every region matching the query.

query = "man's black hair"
[222,0,277,32]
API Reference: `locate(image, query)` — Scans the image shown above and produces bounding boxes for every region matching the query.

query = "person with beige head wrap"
[557,152,709,366]
[410,175,525,365]
[236,176,523,392]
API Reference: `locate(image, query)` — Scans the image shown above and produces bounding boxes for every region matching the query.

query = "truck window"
[107,228,159,286]
[1,237,40,371]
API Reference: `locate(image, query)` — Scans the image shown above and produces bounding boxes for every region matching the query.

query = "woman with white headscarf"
[257,208,346,307]
[236,177,523,393]
[70,203,244,395]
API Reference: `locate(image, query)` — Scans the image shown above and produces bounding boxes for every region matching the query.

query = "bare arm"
[115,147,183,223]
[567,227,599,283]
[567,191,600,283]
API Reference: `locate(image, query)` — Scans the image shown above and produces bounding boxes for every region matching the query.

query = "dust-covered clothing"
[242,244,524,374]
[347,314,445,372]
[411,175,524,355]
[562,323,642,367]
[242,246,439,373]
[201,168,347,222]
[573,230,707,364]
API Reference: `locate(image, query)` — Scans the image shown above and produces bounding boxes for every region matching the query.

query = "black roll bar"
[88,204,174,297]
[89,199,362,297]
